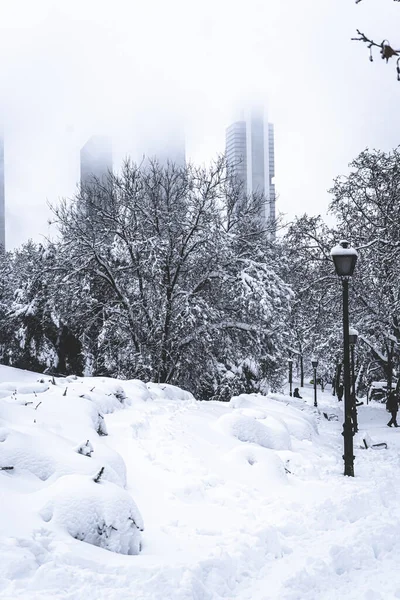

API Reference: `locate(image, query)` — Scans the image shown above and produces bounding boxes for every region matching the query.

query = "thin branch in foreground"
[352,29,400,79]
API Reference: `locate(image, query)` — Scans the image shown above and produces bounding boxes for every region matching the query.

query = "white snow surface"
[1,367,400,598]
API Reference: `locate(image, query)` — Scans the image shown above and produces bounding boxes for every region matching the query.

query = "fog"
[0,0,399,248]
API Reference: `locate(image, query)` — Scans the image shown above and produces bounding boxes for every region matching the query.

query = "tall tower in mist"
[80,135,113,187]
[226,107,275,232]
[141,117,186,168]
[151,138,186,168]
[0,135,5,251]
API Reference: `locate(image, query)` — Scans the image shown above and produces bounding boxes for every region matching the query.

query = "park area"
[0,365,400,599]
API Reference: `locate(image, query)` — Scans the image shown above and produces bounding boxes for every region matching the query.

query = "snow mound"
[0,381,50,397]
[217,412,292,450]
[146,382,195,402]
[223,444,287,483]
[124,379,153,402]
[0,369,143,559]
[230,393,264,410]
[0,425,125,485]
[39,474,143,555]
[231,393,316,441]
[55,377,130,414]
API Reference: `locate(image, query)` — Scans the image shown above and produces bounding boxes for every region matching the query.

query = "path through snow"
[2,368,400,599]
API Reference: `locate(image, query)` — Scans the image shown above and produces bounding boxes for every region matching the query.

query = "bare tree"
[51,158,291,398]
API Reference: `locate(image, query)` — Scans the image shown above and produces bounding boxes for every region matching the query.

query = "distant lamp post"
[349,327,359,433]
[288,358,293,397]
[387,334,396,397]
[331,240,358,477]
[311,358,319,407]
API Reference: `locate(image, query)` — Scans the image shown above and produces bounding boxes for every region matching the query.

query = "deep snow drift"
[1,365,400,599]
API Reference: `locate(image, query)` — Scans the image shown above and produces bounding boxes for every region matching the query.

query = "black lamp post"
[349,327,359,433]
[311,358,319,407]
[331,240,358,477]
[288,358,293,396]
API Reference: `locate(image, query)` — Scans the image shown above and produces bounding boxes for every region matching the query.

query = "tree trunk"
[387,339,395,395]
[335,360,342,397]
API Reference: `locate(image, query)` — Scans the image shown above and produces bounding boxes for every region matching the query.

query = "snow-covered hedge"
[217,412,292,450]
[223,444,287,483]
[0,368,143,555]
[230,393,316,441]
[39,474,143,555]
[146,382,195,402]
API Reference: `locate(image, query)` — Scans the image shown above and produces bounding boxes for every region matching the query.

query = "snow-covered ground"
[1,366,400,599]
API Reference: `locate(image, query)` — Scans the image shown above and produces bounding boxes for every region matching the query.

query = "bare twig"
[93,466,105,483]
[352,28,400,79]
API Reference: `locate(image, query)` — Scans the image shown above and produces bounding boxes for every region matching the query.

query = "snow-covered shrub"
[75,440,94,457]
[146,382,195,402]
[0,426,125,485]
[61,378,131,414]
[0,427,58,481]
[223,444,287,483]
[267,412,314,441]
[124,379,153,402]
[231,394,317,440]
[39,474,144,555]
[230,394,263,410]
[217,412,292,451]
[96,413,108,436]
[0,381,50,396]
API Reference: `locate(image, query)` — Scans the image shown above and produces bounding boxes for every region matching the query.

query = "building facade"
[80,135,113,188]
[142,122,186,169]
[0,136,5,251]
[225,121,247,190]
[226,108,275,229]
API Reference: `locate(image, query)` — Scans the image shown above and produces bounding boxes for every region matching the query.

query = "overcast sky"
[0,0,399,248]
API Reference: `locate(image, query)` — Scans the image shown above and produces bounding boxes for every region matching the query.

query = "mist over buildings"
[0,0,399,248]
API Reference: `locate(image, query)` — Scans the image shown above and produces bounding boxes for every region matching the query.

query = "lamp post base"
[342,418,355,477]
[343,458,355,477]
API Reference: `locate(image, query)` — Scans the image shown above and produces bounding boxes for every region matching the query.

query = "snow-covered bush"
[96,412,108,436]
[231,394,317,441]
[75,439,94,457]
[39,474,144,555]
[217,412,292,451]
[223,444,287,483]
[0,425,125,485]
[59,377,131,414]
[146,382,195,402]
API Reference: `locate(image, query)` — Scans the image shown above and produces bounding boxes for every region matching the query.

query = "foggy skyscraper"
[0,135,5,251]
[80,135,113,187]
[140,116,186,168]
[226,107,275,230]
